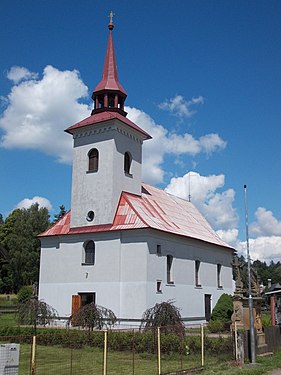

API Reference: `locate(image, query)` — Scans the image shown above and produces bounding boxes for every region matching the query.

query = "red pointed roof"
[93,22,127,96]
[39,184,233,251]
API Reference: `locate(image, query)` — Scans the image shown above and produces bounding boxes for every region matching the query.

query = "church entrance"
[71,292,96,317]
[79,292,96,307]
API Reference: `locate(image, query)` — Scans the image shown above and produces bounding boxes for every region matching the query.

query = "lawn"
[14,344,281,375]
[15,343,228,375]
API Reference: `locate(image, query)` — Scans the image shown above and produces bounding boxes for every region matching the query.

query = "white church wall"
[39,232,124,317]
[39,228,233,323]
[143,230,233,322]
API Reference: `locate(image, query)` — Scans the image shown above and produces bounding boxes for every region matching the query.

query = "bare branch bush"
[140,300,185,335]
[72,302,117,330]
[18,299,58,326]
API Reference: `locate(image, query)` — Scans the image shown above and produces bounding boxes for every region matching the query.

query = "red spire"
[92,12,127,116]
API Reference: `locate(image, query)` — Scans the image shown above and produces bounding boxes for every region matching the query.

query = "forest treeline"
[0,203,280,293]
[0,204,66,293]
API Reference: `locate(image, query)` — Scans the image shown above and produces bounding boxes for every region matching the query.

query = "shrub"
[208,320,230,333]
[18,299,58,327]
[211,293,233,323]
[140,301,184,336]
[72,303,116,330]
[17,286,32,304]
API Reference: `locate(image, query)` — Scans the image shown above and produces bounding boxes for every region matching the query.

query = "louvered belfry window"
[88,148,99,172]
[124,151,132,175]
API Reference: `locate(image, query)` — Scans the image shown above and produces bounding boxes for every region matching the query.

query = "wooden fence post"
[103,330,108,375]
[157,327,161,375]
[31,335,36,375]
[201,324,204,367]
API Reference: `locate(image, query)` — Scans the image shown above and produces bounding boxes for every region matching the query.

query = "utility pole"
[244,184,256,363]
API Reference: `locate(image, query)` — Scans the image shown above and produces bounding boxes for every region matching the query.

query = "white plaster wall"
[39,232,124,317]
[143,230,233,321]
[70,120,143,228]
[39,229,233,322]
[119,235,148,319]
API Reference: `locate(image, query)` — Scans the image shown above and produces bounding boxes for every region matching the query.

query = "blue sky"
[1,0,281,263]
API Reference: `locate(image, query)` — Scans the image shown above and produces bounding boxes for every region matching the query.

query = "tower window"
[98,95,104,109]
[88,148,99,172]
[124,151,132,176]
[167,255,174,284]
[83,241,95,265]
[86,211,95,222]
[108,94,115,108]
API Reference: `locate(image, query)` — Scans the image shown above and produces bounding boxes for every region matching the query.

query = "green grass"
[202,350,281,375]
[23,346,281,375]
[14,343,228,375]
[0,340,279,375]
[0,312,18,327]
[0,294,17,305]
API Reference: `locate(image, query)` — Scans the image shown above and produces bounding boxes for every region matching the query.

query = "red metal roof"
[65,111,151,140]
[40,184,233,250]
[93,28,127,96]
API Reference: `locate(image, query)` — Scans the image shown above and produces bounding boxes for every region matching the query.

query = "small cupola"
[91,11,127,117]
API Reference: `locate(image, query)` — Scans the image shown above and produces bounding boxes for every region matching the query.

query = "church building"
[39,15,234,325]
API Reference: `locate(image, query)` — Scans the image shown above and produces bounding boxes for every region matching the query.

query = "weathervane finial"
[108,11,115,30]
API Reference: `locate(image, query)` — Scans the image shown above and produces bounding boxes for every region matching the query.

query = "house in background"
[38,16,234,325]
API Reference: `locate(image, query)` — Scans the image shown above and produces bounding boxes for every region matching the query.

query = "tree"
[0,214,3,225]
[0,203,50,292]
[210,293,233,322]
[140,301,184,335]
[53,205,67,224]
[72,303,117,330]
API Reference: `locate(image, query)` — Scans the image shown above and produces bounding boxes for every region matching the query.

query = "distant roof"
[65,111,151,140]
[40,184,233,251]
[265,289,281,296]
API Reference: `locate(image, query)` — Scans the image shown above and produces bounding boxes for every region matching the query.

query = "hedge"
[0,326,232,355]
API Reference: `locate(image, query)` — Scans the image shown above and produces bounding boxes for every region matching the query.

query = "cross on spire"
[108,10,115,30]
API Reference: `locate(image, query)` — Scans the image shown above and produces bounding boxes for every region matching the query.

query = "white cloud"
[250,207,281,237]
[16,196,53,211]
[126,107,226,184]
[6,66,38,84]
[237,236,281,263]
[0,67,225,178]
[165,171,238,231]
[216,229,239,246]
[159,95,204,118]
[0,65,90,163]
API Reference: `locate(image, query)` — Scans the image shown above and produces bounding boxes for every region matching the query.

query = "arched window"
[88,148,99,172]
[83,241,95,265]
[124,151,132,175]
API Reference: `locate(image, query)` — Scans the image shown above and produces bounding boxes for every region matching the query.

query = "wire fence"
[0,323,234,375]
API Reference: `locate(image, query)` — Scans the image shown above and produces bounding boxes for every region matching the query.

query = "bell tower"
[66,13,151,228]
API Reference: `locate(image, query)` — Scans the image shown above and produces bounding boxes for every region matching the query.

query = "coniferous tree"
[53,205,67,223]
